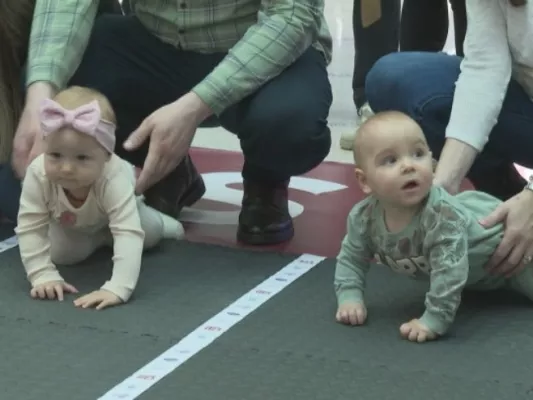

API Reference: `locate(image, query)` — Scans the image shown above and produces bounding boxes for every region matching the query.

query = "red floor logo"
[185,148,363,258]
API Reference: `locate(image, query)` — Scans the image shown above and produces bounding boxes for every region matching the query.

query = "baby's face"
[356,124,433,208]
[44,129,109,192]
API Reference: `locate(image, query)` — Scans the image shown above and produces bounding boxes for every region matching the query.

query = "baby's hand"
[31,280,78,301]
[399,319,437,343]
[74,289,123,310]
[336,301,367,325]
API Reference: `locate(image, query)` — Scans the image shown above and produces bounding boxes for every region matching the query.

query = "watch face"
[527,174,533,190]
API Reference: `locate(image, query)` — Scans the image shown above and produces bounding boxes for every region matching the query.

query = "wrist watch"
[525,175,533,192]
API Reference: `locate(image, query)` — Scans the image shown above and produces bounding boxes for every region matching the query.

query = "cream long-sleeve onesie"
[15,154,180,302]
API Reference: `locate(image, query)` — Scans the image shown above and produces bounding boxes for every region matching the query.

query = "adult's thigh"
[218,48,333,181]
[366,51,533,169]
[366,51,460,158]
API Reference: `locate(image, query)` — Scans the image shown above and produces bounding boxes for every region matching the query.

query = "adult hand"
[12,82,56,178]
[123,92,212,195]
[433,138,478,195]
[433,175,460,195]
[480,189,533,277]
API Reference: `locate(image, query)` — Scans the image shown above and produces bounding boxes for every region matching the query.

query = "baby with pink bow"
[15,86,184,310]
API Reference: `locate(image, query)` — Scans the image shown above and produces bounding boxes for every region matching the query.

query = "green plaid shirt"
[28,0,332,115]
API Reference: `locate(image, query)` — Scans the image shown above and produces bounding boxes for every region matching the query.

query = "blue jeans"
[0,163,21,222]
[365,51,533,185]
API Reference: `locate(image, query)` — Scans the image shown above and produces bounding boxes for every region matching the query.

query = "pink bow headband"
[39,98,116,153]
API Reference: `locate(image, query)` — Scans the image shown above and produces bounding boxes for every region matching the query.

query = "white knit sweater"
[446,0,533,151]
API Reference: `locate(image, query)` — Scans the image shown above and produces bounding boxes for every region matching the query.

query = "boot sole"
[237,223,295,246]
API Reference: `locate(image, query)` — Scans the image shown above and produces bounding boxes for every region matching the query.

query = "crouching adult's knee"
[365,51,461,117]
[365,53,416,115]
[242,106,332,179]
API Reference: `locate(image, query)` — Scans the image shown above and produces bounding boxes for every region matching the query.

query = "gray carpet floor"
[0,222,15,241]
[1,236,533,399]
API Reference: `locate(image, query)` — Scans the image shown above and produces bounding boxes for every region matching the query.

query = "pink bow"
[39,98,116,153]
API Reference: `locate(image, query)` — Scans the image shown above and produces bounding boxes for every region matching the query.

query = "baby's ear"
[354,167,372,195]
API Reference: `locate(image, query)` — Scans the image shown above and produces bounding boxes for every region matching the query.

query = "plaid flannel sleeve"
[27,0,98,89]
[192,0,323,115]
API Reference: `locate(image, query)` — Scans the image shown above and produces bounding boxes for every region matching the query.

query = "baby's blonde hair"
[353,111,423,167]
[53,86,117,125]
[353,111,438,172]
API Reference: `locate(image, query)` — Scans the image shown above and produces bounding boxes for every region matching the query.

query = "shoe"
[237,179,294,245]
[469,163,526,201]
[144,154,206,218]
[339,102,374,151]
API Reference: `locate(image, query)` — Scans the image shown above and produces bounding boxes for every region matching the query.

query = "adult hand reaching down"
[480,189,533,277]
[123,92,213,195]
[433,138,479,195]
[12,82,57,178]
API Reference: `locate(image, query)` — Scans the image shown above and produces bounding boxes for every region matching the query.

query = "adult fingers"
[479,203,508,228]
[485,232,516,272]
[135,144,161,195]
[27,134,45,166]
[490,240,528,277]
[503,241,533,278]
[124,119,152,151]
[11,135,32,179]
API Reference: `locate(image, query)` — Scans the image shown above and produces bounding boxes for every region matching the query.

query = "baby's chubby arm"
[419,206,471,336]
[334,205,374,325]
[15,160,64,286]
[99,169,145,303]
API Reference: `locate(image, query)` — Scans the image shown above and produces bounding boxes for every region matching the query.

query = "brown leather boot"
[237,180,294,245]
[144,154,205,218]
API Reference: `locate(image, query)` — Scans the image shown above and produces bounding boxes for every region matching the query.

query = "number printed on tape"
[136,375,156,381]
[204,325,222,332]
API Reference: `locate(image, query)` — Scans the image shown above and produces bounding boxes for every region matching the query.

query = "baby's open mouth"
[402,180,419,190]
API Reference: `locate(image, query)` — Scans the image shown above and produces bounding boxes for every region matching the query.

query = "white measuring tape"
[0,236,19,253]
[0,234,325,399]
[98,253,325,399]
[0,235,18,254]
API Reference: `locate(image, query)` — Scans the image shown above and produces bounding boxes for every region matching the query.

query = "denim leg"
[219,48,332,184]
[0,164,22,222]
[365,51,533,182]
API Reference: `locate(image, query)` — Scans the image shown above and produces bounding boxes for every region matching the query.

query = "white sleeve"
[445,0,512,151]
[98,167,145,302]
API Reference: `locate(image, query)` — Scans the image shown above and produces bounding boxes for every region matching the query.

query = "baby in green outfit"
[334,111,533,343]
